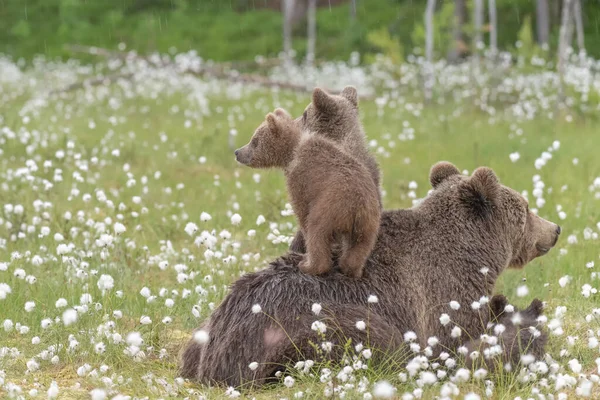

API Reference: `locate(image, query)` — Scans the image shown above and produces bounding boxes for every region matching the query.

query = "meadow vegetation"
[0,50,599,398]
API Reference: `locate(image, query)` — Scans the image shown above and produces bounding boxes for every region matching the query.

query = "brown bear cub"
[235,108,380,278]
[464,294,548,371]
[289,86,382,253]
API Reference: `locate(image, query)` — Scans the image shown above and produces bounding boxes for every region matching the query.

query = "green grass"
[0,72,600,399]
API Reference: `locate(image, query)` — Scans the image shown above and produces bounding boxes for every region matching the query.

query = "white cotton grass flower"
[256,215,266,225]
[439,313,450,326]
[509,152,520,162]
[200,212,212,222]
[449,301,460,310]
[283,376,295,388]
[251,304,262,314]
[62,309,78,326]
[373,380,395,398]
[249,362,259,371]
[194,330,210,344]
[311,321,327,334]
[55,298,67,308]
[356,320,366,331]
[24,301,35,312]
[126,332,143,346]
[367,295,379,303]
[230,213,242,225]
[90,388,107,400]
[517,285,529,297]
[558,275,571,288]
[184,222,198,236]
[97,274,114,291]
[311,303,322,315]
[114,222,126,234]
[47,381,59,399]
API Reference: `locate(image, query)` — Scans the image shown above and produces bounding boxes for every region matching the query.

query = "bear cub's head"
[235,108,300,169]
[299,86,360,135]
[488,294,545,326]
[427,162,561,269]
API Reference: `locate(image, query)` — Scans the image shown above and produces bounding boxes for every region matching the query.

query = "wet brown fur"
[180,162,560,387]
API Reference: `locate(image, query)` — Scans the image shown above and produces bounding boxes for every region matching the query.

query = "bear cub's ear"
[266,113,281,136]
[460,167,500,217]
[312,87,338,113]
[429,162,461,188]
[489,294,509,318]
[341,86,358,108]
[525,298,544,318]
[273,108,291,119]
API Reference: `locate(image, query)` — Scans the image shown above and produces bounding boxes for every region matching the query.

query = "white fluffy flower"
[251,304,262,314]
[114,222,126,234]
[439,313,450,326]
[230,213,242,225]
[62,309,78,326]
[184,222,198,236]
[517,285,529,297]
[373,380,395,398]
[97,274,114,291]
[311,303,322,315]
[194,330,210,344]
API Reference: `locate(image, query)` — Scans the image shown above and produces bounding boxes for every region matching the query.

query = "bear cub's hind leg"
[298,224,333,275]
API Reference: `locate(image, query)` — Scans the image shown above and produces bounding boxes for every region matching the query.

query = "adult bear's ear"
[459,167,499,217]
[429,161,460,188]
[340,86,358,108]
[312,87,338,114]
[489,294,509,318]
[526,299,544,317]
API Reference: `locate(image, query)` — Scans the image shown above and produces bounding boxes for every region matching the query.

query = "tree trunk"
[448,0,468,62]
[572,0,585,54]
[306,0,317,65]
[558,0,573,105]
[282,0,295,63]
[536,0,550,47]
[424,0,436,103]
[488,0,497,56]
[473,0,484,61]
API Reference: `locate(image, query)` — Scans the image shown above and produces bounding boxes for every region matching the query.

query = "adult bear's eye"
[251,137,259,147]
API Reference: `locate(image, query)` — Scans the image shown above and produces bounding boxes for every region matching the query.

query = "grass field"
[1,55,600,399]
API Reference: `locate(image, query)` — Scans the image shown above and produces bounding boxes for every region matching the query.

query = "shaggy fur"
[235,109,380,278]
[180,162,560,387]
[289,86,381,253]
[464,295,548,371]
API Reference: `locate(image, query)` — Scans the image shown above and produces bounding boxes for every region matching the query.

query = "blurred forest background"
[2,0,600,63]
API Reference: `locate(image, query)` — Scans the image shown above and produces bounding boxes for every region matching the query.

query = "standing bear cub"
[289,86,382,253]
[235,108,380,278]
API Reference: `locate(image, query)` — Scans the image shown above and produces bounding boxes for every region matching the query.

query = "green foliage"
[365,28,404,64]
[1,0,600,62]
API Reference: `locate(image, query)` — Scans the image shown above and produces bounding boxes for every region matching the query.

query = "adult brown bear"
[180,162,560,387]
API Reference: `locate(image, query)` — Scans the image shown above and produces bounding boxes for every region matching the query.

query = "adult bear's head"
[426,162,561,269]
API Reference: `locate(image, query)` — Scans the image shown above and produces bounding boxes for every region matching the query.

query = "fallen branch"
[60,44,373,99]
[50,73,134,95]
